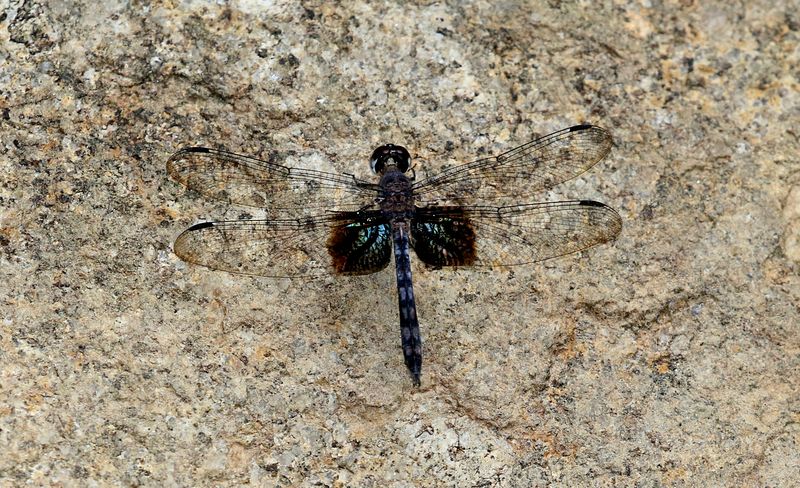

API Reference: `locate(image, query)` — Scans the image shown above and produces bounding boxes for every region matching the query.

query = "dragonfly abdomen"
[392,220,422,386]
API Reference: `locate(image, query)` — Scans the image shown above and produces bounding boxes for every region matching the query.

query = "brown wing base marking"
[327,221,392,275]
[411,208,477,267]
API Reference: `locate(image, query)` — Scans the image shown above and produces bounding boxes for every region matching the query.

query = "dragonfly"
[167,124,622,386]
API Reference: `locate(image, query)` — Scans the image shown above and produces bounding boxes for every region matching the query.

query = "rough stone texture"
[1,1,798,486]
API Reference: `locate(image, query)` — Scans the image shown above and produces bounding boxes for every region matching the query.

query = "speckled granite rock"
[1,1,797,486]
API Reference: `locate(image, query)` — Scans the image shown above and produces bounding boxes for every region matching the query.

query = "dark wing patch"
[411,208,477,267]
[413,125,612,207]
[173,211,388,278]
[167,146,380,216]
[327,217,392,275]
[418,201,622,268]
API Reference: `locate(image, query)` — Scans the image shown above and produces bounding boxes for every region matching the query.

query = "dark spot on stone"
[640,205,655,220]
[279,53,299,67]
[573,76,585,95]
[72,465,89,479]
[133,108,150,120]
[422,97,438,111]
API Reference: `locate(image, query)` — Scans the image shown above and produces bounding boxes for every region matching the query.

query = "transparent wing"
[413,125,613,206]
[173,211,392,278]
[167,147,380,216]
[412,201,622,268]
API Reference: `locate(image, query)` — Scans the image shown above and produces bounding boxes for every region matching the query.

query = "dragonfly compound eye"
[370,144,411,174]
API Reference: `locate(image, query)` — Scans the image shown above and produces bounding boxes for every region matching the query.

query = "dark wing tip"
[569,125,613,149]
[579,200,623,239]
[186,221,215,231]
[167,146,211,162]
[569,124,610,136]
[181,146,211,153]
[579,199,608,208]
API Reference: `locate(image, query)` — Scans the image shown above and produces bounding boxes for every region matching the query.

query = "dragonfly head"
[370,144,411,174]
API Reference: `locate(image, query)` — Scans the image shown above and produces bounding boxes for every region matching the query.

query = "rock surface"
[1,1,797,486]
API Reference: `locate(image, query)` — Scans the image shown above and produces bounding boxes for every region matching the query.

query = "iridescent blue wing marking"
[327,215,393,275]
[410,208,477,267]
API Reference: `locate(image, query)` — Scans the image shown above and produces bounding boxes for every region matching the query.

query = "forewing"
[173,211,391,278]
[167,147,380,216]
[413,125,612,206]
[413,201,621,268]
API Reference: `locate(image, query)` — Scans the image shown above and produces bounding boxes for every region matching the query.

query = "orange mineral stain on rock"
[226,441,253,471]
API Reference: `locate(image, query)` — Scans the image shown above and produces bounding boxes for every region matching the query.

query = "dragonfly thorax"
[378,170,415,217]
